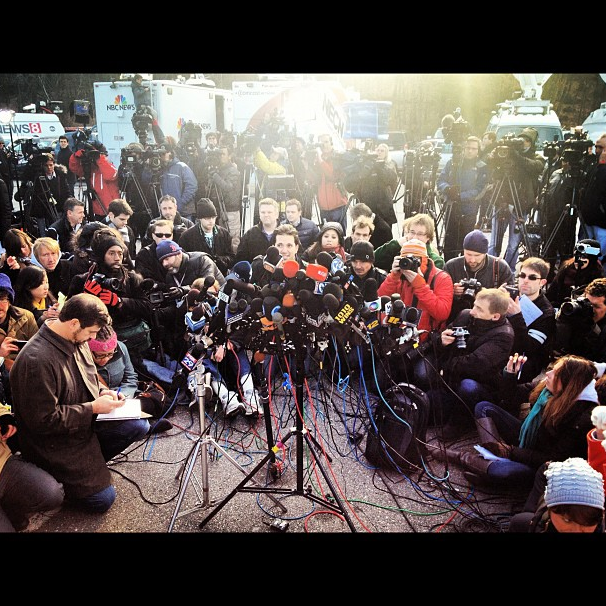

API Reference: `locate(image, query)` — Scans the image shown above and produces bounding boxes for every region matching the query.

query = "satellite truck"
[93,74,233,167]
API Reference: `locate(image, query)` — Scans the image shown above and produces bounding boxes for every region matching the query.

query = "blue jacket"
[143,159,198,217]
[438,158,489,215]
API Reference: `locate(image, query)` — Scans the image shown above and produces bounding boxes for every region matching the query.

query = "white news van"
[93,77,233,167]
[0,112,65,146]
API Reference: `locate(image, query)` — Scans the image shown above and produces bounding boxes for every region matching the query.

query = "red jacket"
[315,156,348,211]
[378,260,453,339]
[70,151,120,216]
[587,428,606,482]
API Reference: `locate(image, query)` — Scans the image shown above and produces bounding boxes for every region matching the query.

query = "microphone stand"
[197,335,357,532]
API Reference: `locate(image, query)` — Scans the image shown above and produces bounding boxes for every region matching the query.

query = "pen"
[116,387,122,398]
[517,353,526,380]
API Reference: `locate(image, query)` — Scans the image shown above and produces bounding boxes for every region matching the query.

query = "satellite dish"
[512,74,552,100]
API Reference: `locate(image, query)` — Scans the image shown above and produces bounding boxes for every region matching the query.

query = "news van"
[0,112,65,147]
[93,76,233,167]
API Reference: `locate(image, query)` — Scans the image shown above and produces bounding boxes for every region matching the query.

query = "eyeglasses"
[154,233,173,238]
[406,230,427,238]
[93,350,116,360]
[518,272,541,281]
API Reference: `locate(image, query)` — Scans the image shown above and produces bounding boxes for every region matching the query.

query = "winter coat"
[69,151,120,216]
[355,159,399,226]
[10,322,111,499]
[178,223,234,276]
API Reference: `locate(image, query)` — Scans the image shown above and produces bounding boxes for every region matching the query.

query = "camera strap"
[411,261,440,310]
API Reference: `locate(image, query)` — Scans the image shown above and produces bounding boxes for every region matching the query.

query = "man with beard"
[10,293,149,514]
[444,229,514,323]
[68,230,155,361]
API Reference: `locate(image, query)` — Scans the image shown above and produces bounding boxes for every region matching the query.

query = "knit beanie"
[196,198,217,219]
[0,273,15,302]
[156,239,182,261]
[401,238,427,258]
[544,457,605,510]
[88,327,118,353]
[519,127,539,146]
[91,230,124,262]
[350,240,375,262]
[319,222,344,246]
[463,229,489,254]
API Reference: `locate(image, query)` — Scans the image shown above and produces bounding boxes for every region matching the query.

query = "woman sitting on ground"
[13,265,60,327]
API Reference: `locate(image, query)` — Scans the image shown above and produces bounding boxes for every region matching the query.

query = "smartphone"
[13,340,28,350]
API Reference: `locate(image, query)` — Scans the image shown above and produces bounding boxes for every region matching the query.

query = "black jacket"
[178,222,234,276]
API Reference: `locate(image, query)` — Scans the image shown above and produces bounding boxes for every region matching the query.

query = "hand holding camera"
[84,277,120,308]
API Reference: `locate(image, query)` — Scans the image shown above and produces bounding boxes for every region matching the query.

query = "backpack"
[365,383,429,471]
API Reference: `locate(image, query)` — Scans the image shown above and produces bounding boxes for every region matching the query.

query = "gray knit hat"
[463,229,489,254]
[544,457,605,510]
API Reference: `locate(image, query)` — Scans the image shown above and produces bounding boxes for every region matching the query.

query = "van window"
[495,126,563,146]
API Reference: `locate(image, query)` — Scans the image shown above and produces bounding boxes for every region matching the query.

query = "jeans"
[488,206,528,271]
[473,400,535,488]
[582,224,606,261]
[428,379,493,428]
[320,206,348,236]
[0,454,65,532]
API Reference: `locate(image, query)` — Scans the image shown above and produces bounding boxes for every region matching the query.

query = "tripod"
[197,347,357,532]
[168,368,286,531]
[483,167,537,261]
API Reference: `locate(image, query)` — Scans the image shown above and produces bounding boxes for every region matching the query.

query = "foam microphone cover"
[316,251,334,272]
[186,288,201,308]
[263,296,281,320]
[323,282,343,301]
[392,299,405,317]
[323,293,340,313]
[260,284,274,299]
[282,291,296,308]
[272,267,285,282]
[282,259,299,279]
[305,263,328,282]
[227,300,239,313]
[237,298,248,312]
[295,269,306,281]
[362,278,378,302]
[263,245,282,271]
[248,297,264,317]
[231,260,252,283]
[380,296,392,311]
[191,304,205,321]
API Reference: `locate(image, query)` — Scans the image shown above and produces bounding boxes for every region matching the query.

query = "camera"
[459,277,482,303]
[451,326,470,349]
[143,146,166,172]
[575,241,601,257]
[505,285,519,299]
[399,254,421,272]
[558,296,594,323]
[146,284,191,306]
[206,148,222,171]
[493,136,526,162]
[92,273,120,291]
[131,107,153,138]
[17,256,31,265]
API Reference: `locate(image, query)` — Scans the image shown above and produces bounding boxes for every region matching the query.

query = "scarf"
[518,387,551,448]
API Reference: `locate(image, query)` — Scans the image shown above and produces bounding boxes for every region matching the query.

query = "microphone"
[316,251,334,275]
[263,246,283,273]
[282,259,299,279]
[271,311,286,339]
[362,278,380,312]
[179,342,207,373]
[228,260,252,283]
[186,288,201,308]
[305,262,329,282]
[324,294,368,341]
[262,296,281,321]
[323,281,343,302]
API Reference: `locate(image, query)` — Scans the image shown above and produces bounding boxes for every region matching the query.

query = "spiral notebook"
[96,398,143,421]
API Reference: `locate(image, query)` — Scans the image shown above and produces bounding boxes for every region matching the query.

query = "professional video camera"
[459,277,482,304]
[143,281,191,307]
[206,148,222,171]
[493,135,526,162]
[441,109,471,146]
[131,107,153,142]
[142,145,166,172]
[561,129,594,166]
[120,146,142,168]
[237,110,291,156]
[557,295,594,323]
[451,326,470,348]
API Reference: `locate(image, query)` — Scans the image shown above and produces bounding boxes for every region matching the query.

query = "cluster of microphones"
[174,246,425,379]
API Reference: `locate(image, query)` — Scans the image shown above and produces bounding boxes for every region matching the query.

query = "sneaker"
[243,391,264,417]
[224,393,245,418]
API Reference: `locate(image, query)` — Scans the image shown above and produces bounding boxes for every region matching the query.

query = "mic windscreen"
[247,297,264,317]
[282,292,296,308]
[362,278,378,302]
[323,293,340,312]
[186,288,201,308]
[323,282,343,300]
[272,267,285,282]
[305,263,328,282]
[392,299,405,317]
[380,296,391,311]
[263,246,283,272]
[227,300,239,313]
[260,284,274,299]
[237,298,248,312]
[282,259,299,279]
[191,305,205,321]
[316,251,334,272]
[263,296,281,320]
[230,260,252,283]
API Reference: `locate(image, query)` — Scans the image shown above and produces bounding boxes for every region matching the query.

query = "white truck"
[93,75,233,167]
[232,77,391,150]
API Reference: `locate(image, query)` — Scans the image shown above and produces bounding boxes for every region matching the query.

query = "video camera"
[142,145,166,172]
[557,295,594,323]
[441,109,471,146]
[144,282,191,307]
[131,107,153,142]
[493,135,526,161]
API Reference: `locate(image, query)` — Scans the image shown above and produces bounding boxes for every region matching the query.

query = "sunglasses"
[518,272,541,281]
[154,233,173,238]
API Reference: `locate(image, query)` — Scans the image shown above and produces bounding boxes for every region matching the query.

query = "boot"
[475,416,501,444]
[211,380,244,418]
[240,373,263,417]
[426,443,493,482]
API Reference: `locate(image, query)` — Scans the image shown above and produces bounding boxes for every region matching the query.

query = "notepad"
[96,398,142,421]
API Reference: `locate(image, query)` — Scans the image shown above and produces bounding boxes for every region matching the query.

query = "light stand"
[196,346,357,532]
[167,368,286,532]
[0,110,22,228]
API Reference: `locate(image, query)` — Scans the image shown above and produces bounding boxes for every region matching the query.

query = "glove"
[84,278,120,307]
[591,406,606,432]
[480,441,512,458]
